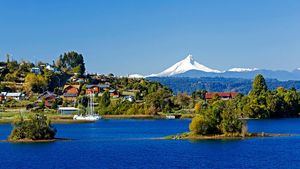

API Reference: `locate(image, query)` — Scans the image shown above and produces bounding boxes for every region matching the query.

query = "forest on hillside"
[148,77,300,94]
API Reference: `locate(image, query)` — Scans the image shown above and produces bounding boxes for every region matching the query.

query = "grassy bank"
[0,107,194,124]
[102,114,164,119]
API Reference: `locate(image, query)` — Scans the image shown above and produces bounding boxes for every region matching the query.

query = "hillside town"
[0,52,164,116]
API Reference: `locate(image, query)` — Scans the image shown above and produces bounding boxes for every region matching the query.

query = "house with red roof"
[205,92,239,100]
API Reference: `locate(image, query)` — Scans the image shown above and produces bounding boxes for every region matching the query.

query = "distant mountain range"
[134,54,300,81]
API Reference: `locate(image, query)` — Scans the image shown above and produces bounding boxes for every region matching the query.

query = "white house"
[46,64,60,73]
[4,92,25,100]
[58,107,79,115]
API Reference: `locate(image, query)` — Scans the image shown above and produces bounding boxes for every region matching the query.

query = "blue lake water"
[1,119,300,169]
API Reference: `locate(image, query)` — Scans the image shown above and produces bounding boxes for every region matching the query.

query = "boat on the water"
[73,92,101,121]
[73,114,101,121]
[166,114,181,119]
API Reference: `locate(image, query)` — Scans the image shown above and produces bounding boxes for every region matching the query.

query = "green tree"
[174,93,192,109]
[189,115,211,135]
[57,51,86,75]
[220,102,243,134]
[24,73,48,93]
[250,74,268,96]
[192,90,207,100]
[99,91,111,108]
[6,54,10,63]
[144,89,172,114]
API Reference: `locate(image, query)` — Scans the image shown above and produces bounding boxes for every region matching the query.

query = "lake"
[0,119,300,169]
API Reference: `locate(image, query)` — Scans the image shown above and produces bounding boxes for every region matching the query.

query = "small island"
[166,115,291,140]
[8,114,57,143]
[166,75,295,140]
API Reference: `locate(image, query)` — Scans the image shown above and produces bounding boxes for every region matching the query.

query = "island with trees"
[166,74,299,140]
[8,113,57,142]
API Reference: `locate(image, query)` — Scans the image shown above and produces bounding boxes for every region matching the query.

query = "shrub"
[189,115,211,135]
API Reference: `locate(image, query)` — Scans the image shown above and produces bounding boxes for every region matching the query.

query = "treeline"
[75,77,196,115]
[189,74,300,136]
[148,77,300,94]
[83,79,176,115]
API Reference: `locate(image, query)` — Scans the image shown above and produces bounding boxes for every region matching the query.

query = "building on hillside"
[4,92,25,100]
[46,64,60,73]
[62,85,81,102]
[31,67,41,75]
[38,91,57,108]
[99,84,110,90]
[109,89,119,98]
[205,92,239,100]
[85,84,111,95]
[0,93,5,102]
[86,85,101,94]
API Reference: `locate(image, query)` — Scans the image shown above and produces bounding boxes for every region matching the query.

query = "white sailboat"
[73,92,101,121]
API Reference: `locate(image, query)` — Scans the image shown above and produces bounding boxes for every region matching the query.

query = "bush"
[189,115,211,135]
[220,108,243,134]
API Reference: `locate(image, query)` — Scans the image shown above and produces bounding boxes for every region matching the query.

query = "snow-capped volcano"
[149,55,221,77]
[145,54,300,80]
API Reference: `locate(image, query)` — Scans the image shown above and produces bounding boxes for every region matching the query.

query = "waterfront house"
[205,92,238,100]
[62,85,81,102]
[38,91,57,108]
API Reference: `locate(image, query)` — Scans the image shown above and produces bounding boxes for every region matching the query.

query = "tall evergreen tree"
[99,91,111,108]
[250,74,268,96]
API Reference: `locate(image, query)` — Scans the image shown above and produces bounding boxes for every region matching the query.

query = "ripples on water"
[0,119,300,169]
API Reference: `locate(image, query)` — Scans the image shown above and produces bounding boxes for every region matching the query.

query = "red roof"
[205,92,239,100]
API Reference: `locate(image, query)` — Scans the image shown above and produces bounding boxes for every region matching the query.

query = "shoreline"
[0,114,188,124]
[2,138,71,143]
[165,132,293,140]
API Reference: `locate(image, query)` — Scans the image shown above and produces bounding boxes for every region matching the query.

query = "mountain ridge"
[141,54,300,81]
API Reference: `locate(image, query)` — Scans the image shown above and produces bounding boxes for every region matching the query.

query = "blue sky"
[0,0,299,75]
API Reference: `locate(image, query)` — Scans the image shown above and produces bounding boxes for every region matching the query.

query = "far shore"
[0,114,194,124]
